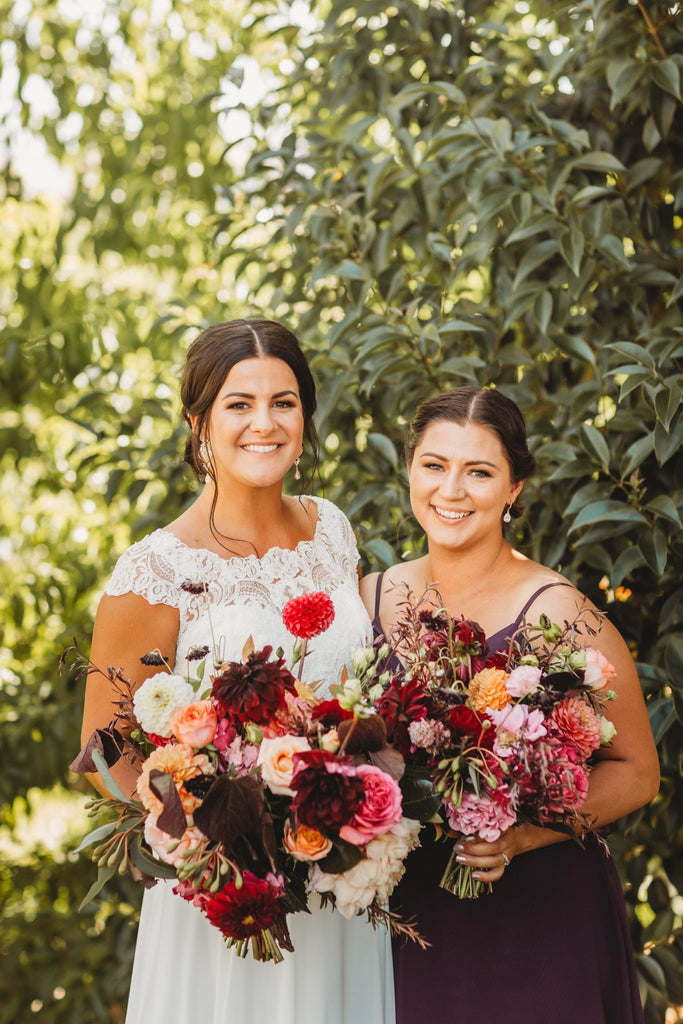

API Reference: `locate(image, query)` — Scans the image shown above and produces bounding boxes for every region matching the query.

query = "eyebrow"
[221,389,299,400]
[419,453,500,468]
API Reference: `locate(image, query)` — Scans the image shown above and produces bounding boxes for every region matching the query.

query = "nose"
[438,468,465,500]
[249,401,277,433]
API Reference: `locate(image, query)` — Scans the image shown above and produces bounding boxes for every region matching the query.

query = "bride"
[80,318,394,1024]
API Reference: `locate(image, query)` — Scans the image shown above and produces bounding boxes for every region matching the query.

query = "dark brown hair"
[181,318,319,484]
[405,386,535,517]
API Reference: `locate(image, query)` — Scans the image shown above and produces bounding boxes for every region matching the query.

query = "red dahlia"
[203,872,282,939]
[375,677,431,758]
[282,592,335,640]
[291,749,365,831]
[211,646,296,726]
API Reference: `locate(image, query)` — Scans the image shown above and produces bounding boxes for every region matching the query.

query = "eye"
[470,468,492,478]
[226,400,249,410]
[422,461,445,472]
[274,399,297,408]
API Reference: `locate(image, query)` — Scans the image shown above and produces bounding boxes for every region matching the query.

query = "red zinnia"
[282,592,335,640]
[203,872,282,939]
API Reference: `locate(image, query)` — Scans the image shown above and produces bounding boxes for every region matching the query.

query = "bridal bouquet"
[365,591,617,898]
[69,588,422,962]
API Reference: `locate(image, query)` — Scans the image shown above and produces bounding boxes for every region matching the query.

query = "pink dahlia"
[549,697,602,758]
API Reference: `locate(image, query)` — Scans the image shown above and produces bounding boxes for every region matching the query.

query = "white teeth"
[243,444,279,453]
[434,506,471,520]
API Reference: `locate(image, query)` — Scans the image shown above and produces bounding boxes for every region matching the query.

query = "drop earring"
[503,504,512,524]
[294,457,301,481]
[199,438,213,483]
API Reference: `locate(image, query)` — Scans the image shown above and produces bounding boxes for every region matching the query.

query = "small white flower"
[133,673,195,737]
[600,717,617,744]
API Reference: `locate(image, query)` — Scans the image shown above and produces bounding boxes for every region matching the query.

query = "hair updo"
[180,318,319,484]
[405,386,535,518]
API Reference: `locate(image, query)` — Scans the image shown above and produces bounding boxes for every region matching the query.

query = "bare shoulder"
[92,592,180,680]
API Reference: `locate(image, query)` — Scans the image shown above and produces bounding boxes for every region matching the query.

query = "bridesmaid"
[361,385,659,1024]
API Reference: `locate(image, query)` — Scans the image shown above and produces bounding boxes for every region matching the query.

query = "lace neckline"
[156,495,324,567]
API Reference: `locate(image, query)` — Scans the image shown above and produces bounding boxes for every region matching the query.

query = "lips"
[432,505,473,521]
[242,444,281,453]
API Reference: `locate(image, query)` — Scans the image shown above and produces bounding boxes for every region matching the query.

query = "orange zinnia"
[468,667,510,712]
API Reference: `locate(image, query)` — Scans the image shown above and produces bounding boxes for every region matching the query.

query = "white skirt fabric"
[125,881,395,1024]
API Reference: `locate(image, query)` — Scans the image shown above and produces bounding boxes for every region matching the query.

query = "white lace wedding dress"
[104,496,394,1024]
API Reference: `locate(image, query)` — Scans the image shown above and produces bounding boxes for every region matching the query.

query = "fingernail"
[454,843,464,852]
[455,855,467,863]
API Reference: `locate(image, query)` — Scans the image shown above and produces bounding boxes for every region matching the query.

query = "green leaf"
[73,820,119,855]
[579,423,610,468]
[597,234,630,269]
[568,500,647,534]
[534,291,553,334]
[91,749,137,805]
[78,864,116,911]
[512,240,559,291]
[650,58,681,100]
[553,335,595,365]
[639,526,668,574]
[367,432,399,468]
[665,634,683,688]
[611,545,646,587]
[655,385,681,431]
[573,152,625,173]
[364,537,399,569]
[334,259,366,281]
[646,495,682,528]
[560,229,584,277]
[621,434,655,477]
[654,417,683,465]
[605,341,656,369]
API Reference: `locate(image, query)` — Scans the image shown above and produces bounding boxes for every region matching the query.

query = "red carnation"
[203,872,282,939]
[282,592,335,640]
[291,749,365,831]
[311,698,355,725]
[211,646,297,727]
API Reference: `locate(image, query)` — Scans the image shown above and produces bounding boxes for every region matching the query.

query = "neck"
[424,534,510,603]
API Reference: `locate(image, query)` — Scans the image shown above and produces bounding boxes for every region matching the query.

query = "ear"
[189,415,200,435]
[509,480,525,506]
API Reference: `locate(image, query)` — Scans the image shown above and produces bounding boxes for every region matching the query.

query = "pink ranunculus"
[171,700,218,748]
[257,734,311,796]
[583,648,616,690]
[487,703,547,757]
[444,790,517,842]
[338,764,403,846]
[505,664,543,698]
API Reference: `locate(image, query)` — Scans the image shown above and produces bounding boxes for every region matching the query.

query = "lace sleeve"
[103,533,182,608]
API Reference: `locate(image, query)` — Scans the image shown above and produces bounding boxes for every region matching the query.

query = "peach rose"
[468,667,511,712]
[144,816,208,868]
[257,735,311,795]
[283,820,333,862]
[583,648,617,690]
[171,700,218,748]
[137,743,212,815]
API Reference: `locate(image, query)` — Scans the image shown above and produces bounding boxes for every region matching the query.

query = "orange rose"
[171,700,218,748]
[468,667,510,712]
[283,820,333,862]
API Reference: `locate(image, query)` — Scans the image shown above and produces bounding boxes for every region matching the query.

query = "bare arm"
[81,592,180,800]
[459,584,660,878]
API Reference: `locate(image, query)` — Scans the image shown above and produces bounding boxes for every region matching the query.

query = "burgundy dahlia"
[282,591,335,640]
[445,705,495,750]
[203,872,282,939]
[291,749,365,831]
[211,646,296,726]
[375,677,431,758]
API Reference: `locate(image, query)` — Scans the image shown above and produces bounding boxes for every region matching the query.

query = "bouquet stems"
[439,844,492,899]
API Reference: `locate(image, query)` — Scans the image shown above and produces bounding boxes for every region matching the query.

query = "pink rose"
[338,764,403,846]
[257,735,311,796]
[170,700,218,747]
[583,648,616,690]
[505,664,543,698]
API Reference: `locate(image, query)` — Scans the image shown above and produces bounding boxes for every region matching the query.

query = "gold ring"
[502,852,510,867]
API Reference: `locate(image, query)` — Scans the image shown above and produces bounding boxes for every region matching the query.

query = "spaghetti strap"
[373,572,385,622]
[516,580,573,623]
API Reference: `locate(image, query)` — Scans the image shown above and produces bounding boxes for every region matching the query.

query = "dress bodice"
[104,497,371,696]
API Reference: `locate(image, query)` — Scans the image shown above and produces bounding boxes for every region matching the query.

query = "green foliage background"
[0,1,681,1021]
